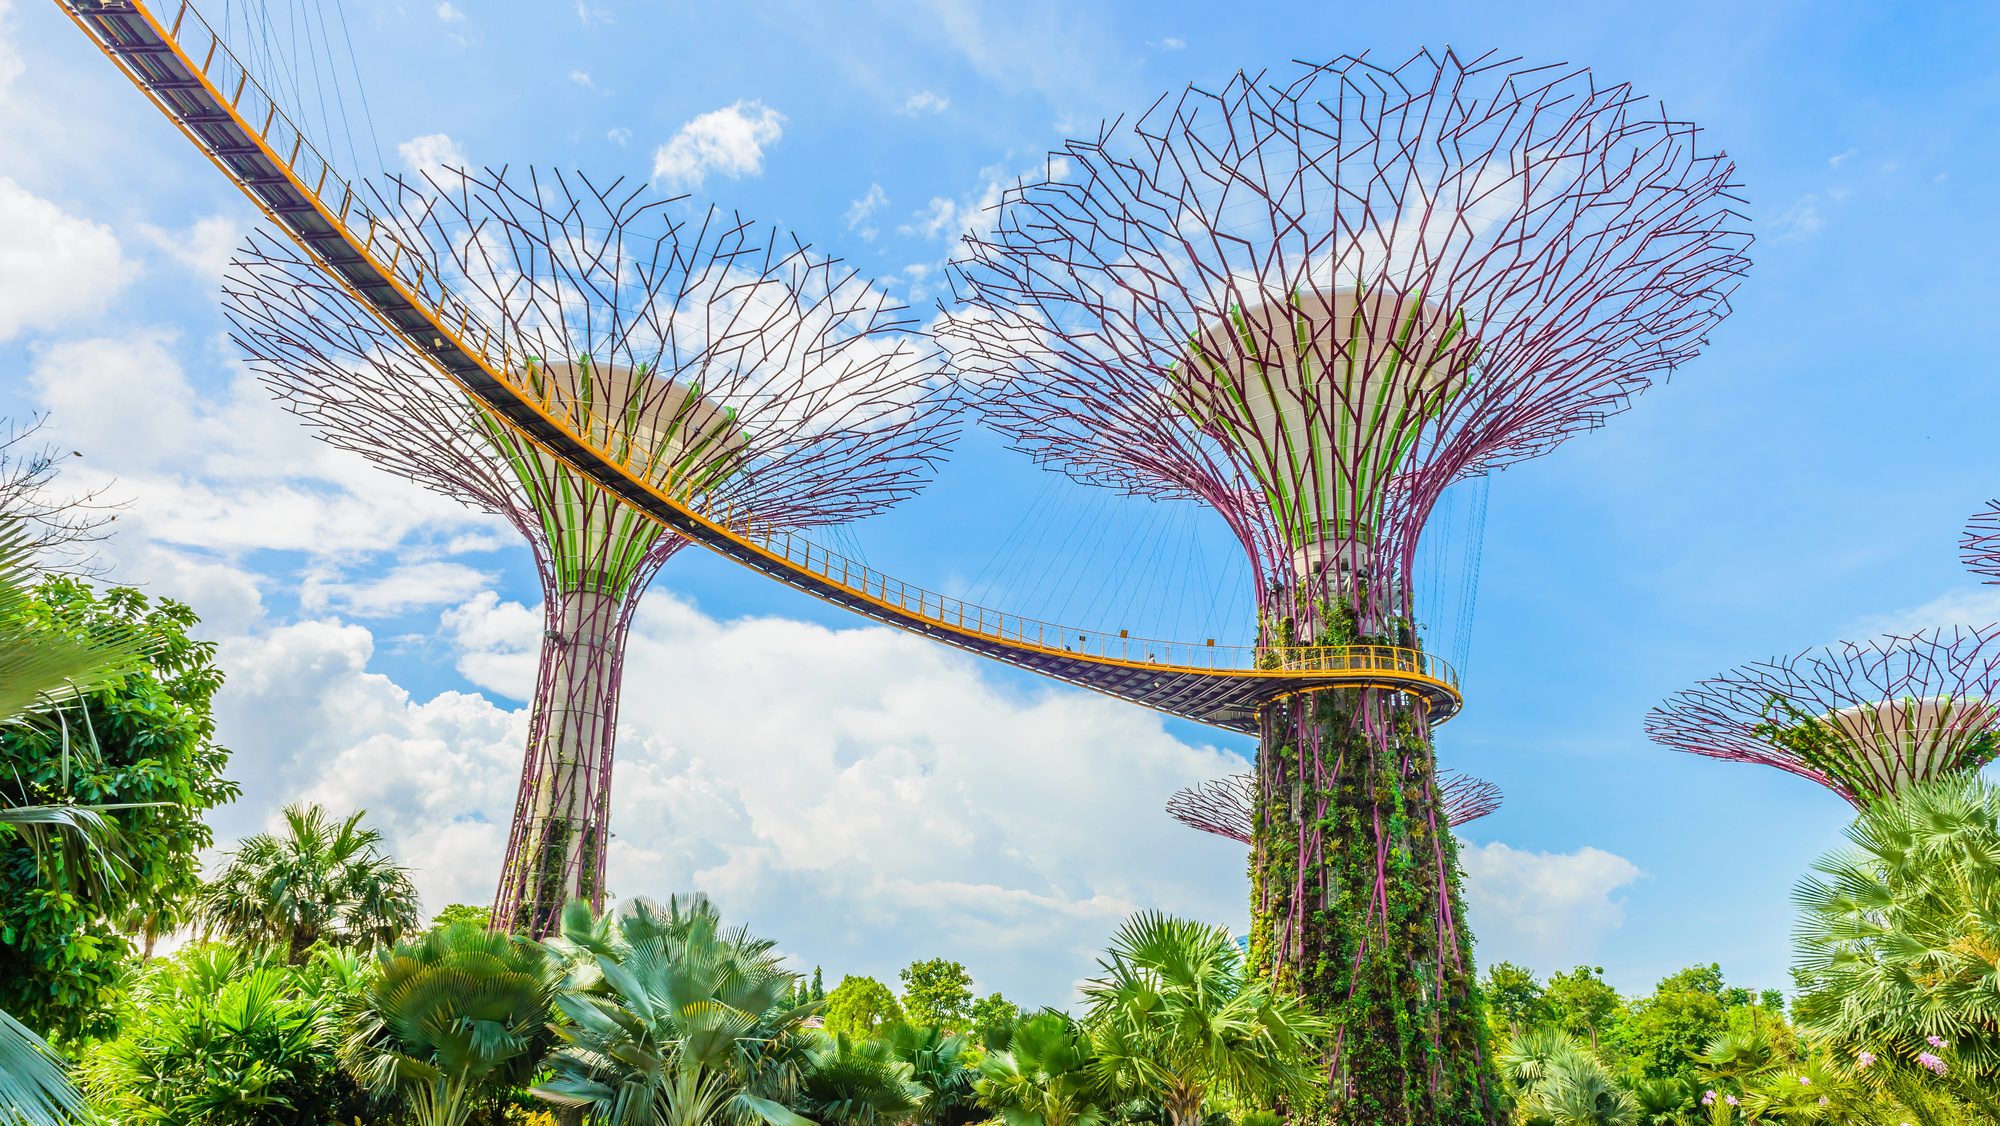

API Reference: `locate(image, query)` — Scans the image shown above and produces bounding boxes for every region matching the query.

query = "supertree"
[1168,769,1501,845]
[1962,501,2000,583]
[945,53,1749,1121]
[1646,625,2000,807]
[223,168,954,936]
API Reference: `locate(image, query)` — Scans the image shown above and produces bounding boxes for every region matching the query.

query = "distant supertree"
[948,53,1748,1120]
[224,168,954,935]
[1647,626,2000,807]
[1169,769,1500,845]
[1963,501,2000,583]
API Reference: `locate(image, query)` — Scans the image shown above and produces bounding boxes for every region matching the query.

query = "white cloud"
[0,177,137,340]
[1460,842,1642,973]
[398,133,470,181]
[652,101,785,190]
[844,183,888,241]
[569,69,594,89]
[607,127,632,147]
[302,560,498,617]
[898,91,950,116]
[1770,193,1823,241]
[435,1,465,21]
[1151,36,1187,50]
[257,589,1249,1002]
[138,214,247,287]
[1841,584,2000,640]
[1828,147,1857,167]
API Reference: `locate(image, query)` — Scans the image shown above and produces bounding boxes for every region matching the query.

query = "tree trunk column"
[493,583,630,935]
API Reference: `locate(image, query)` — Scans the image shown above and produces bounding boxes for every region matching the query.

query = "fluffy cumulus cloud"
[1459,841,1643,972]
[0,177,137,340]
[252,587,1249,1003]
[653,101,785,189]
[399,133,470,181]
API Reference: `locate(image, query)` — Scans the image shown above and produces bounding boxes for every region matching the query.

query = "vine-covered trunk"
[493,583,631,935]
[1248,588,1496,1124]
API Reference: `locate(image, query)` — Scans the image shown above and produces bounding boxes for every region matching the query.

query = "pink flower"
[1818,1097,1829,1107]
[1917,1051,1948,1076]
[1926,1034,1947,1049]
[1701,1091,1716,1106]
[1726,1095,1740,1107]
[1856,1050,1876,1069]
[1798,1076,1812,1085]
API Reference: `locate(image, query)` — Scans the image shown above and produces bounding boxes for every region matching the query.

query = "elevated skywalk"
[56,0,1463,732]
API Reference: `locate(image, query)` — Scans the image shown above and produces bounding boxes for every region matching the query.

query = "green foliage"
[342,922,555,1126]
[824,975,907,1041]
[430,903,494,932]
[900,957,975,1030]
[1605,967,1728,1085]
[975,1010,1108,1126]
[534,894,815,1126]
[0,577,237,1040]
[0,1007,84,1126]
[195,802,422,963]
[884,1021,982,1126]
[971,992,1022,1047]
[1081,912,1328,1126]
[1792,773,2000,1086]
[79,944,373,1124]
[793,1031,923,1126]
[1544,966,1623,1048]
[1483,961,1549,1038]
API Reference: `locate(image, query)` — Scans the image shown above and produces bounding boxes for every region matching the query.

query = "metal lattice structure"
[1169,769,1500,844]
[949,53,1749,1117]
[224,168,954,934]
[1647,626,2000,807]
[1963,501,2000,584]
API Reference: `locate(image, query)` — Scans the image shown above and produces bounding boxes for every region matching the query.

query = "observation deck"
[56,0,1464,732]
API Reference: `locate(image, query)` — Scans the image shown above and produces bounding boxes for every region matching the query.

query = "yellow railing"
[68,0,1461,703]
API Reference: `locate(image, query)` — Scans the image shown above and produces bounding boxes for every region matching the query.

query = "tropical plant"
[342,922,555,1126]
[1079,912,1327,1126]
[1500,1027,1635,1126]
[884,1021,982,1126]
[975,1010,1108,1126]
[1792,772,2000,1086]
[824,974,906,1040]
[194,802,421,962]
[535,895,816,1126]
[79,944,373,1124]
[792,1031,923,1126]
[900,958,975,1030]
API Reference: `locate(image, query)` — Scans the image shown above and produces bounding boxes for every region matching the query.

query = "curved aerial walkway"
[56,0,1462,732]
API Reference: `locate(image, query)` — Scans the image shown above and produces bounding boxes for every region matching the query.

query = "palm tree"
[1500,1028,1636,1126]
[194,802,421,962]
[534,894,816,1126]
[1792,773,2000,1085]
[885,1022,981,1126]
[792,1032,923,1126]
[974,1011,1108,1126]
[341,922,555,1126]
[1079,912,1327,1126]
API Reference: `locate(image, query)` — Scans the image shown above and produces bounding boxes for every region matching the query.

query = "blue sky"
[4,0,1999,1006]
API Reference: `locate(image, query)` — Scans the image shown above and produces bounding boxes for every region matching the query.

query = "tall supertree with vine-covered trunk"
[1646,626,2000,807]
[1962,501,2000,583]
[223,168,955,936]
[1169,769,1501,845]
[946,53,1749,1123]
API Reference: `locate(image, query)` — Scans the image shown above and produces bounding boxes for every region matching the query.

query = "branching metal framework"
[949,53,1749,1119]
[1646,626,2000,807]
[1963,501,2000,584]
[1168,769,1500,844]
[224,167,954,934]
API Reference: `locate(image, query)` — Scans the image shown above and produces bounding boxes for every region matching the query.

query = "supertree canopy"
[224,168,954,936]
[1168,769,1501,845]
[1647,626,2000,807]
[948,52,1748,1123]
[1962,500,2000,583]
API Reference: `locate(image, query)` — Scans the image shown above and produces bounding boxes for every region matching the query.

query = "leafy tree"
[342,922,555,1126]
[1606,966,1728,1085]
[1544,966,1623,1049]
[813,966,826,1002]
[1080,912,1327,1126]
[824,975,906,1040]
[535,895,815,1126]
[1793,773,2000,1086]
[0,576,237,1039]
[430,903,493,932]
[792,1031,923,1126]
[971,992,1022,1047]
[195,802,421,962]
[79,944,374,1124]
[900,957,975,1030]
[1483,961,1549,1037]
[975,1010,1108,1126]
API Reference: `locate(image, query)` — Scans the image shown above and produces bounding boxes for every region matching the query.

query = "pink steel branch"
[223,167,955,933]
[1646,625,2000,806]
[1168,769,1500,844]
[1963,501,2000,583]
